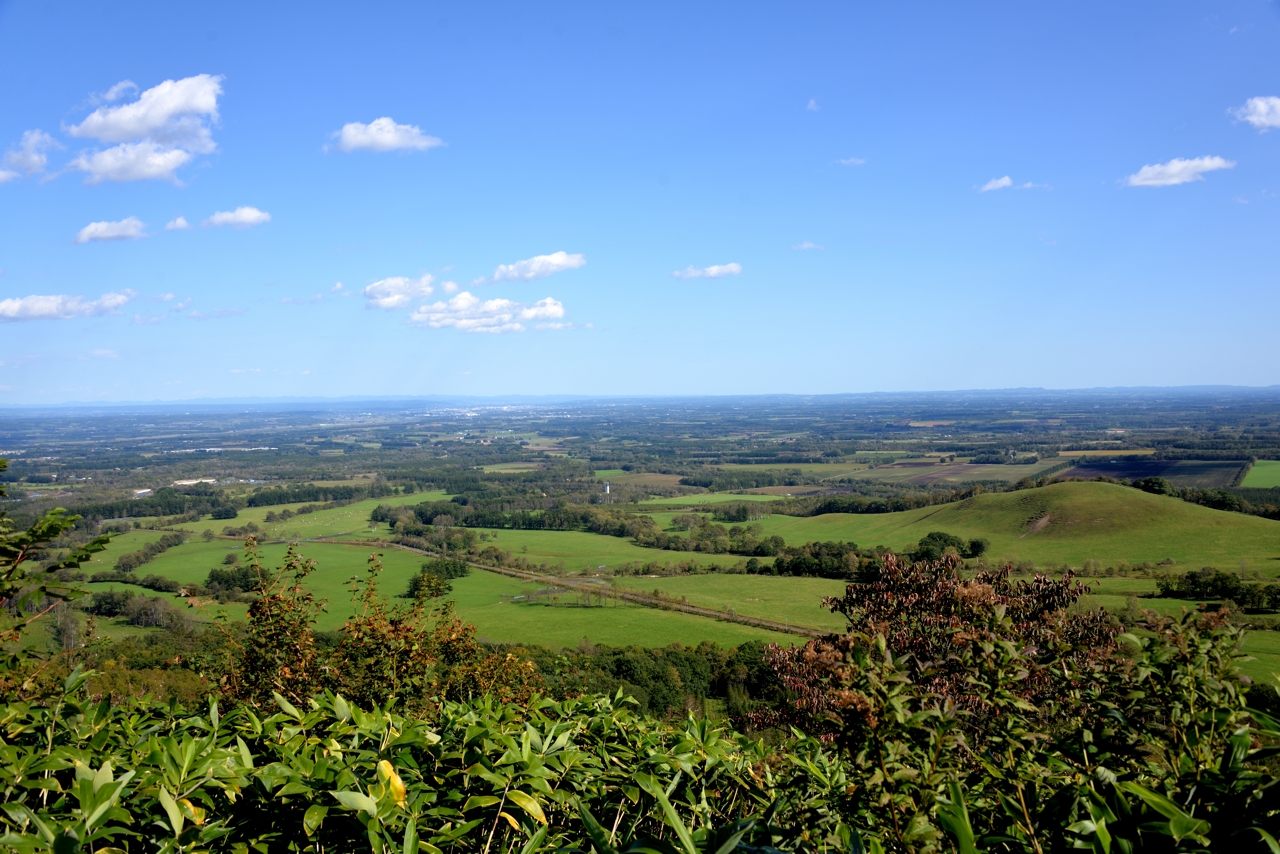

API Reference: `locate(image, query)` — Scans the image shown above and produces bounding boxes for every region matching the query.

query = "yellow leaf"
[499,811,521,831]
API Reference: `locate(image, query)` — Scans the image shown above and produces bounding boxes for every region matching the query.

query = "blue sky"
[1,1,1278,403]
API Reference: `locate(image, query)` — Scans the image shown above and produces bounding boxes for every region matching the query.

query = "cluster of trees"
[776,483,986,517]
[1156,566,1280,611]
[404,557,471,598]
[52,486,237,525]
[246,481,395,507]
[82,589,189,629]
[111,531,185,571]
[678,469,804,491]
[635,519,786,556]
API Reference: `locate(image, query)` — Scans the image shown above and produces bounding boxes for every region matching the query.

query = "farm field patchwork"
[1059,459,1246,488]
[842,459,1066,485]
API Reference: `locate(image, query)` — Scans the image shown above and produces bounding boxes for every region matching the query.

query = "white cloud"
[0,290,134,322]
[73,217,147,243]
[442,280,460,293]
[1232,96,1280,130]
[485,251,586,284]
[330,281,344,292]
[229,368,261,374]
[0,171,18,184]
[980,175,1013,192]
[1126,156,1235,187]
[334,117,443,153]
[69,74,222,151]
[3,130,61,176]
[90,349,119,359]
[362,274,435,310]
[132,313,166,325]
[408,291,565,333]
[102,80,138,102]
[837,157,866,165]
[203,206,271,227]
[165,216,189,230]
[807,98,820,112]
[672,263,742,279]
[281,294,323,305]
[68,141,193,183]
[792,241,823,250]
[66,74,222,183]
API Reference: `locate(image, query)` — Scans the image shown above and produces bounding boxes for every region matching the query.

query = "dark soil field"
[1059,459,1245,488]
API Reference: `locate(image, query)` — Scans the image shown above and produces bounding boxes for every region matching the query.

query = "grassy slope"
[751,482,1280,572]
[1243,460,1280,489]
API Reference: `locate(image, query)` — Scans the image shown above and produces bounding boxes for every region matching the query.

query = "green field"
[468,528,747,573]
[80,537,789,647]
[168,492,447,541]
[1243,460,1280,489]
[640,493,780,506]
[748,482,1280,572]
[614,574,847,633]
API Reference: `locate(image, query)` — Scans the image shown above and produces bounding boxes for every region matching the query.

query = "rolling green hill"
[754,481,1280,572]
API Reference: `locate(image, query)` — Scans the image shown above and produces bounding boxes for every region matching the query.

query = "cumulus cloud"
[362,275,435,310]
[203,206,271,227]
[408,292,565,333]
[68,141,193,184]
[0,171,18,184]
[66,74,222,183]
[1232,96,1280,131]
[73,217,147,243]
[69,74,222,150]
[792,241,823,250]
[0,290,135,322]
[807,98,820,112]
[980,176,1013,192]
[442,281,460,294]
[837,157,866,165]
[330,282,344,292]
[484,251,586,284]
[672,263,742,279]
[334,117,444,153]
[1126,156,1235,187]
[165,216,189,230]
[3,130,61,176]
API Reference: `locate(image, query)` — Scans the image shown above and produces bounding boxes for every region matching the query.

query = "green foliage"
[0,672,852,853]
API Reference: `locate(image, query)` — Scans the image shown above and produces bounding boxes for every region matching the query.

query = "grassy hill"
[754,481,1280,572]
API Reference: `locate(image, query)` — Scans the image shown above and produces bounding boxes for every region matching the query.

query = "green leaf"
[158,786,184,836]
[331,790,380,817]
[462,795,502,812]
[634,774,696,854]
[506,790,546,825]
[935,783,977,854]
[274,693,303,720]
[577,801,617,854]
[304,805,328,836]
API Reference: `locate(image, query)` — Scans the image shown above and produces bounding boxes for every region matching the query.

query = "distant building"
[172,478,217,486]
[133,489,153,498]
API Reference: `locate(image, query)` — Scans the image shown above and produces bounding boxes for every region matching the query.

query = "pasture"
[613,574,847,633]
[78,536,788,647]
[843,459,1067,486]
[1059,459,1245,488]
[464,528,747,573]
[1243,460,1280,489]
[168,492,447,541]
